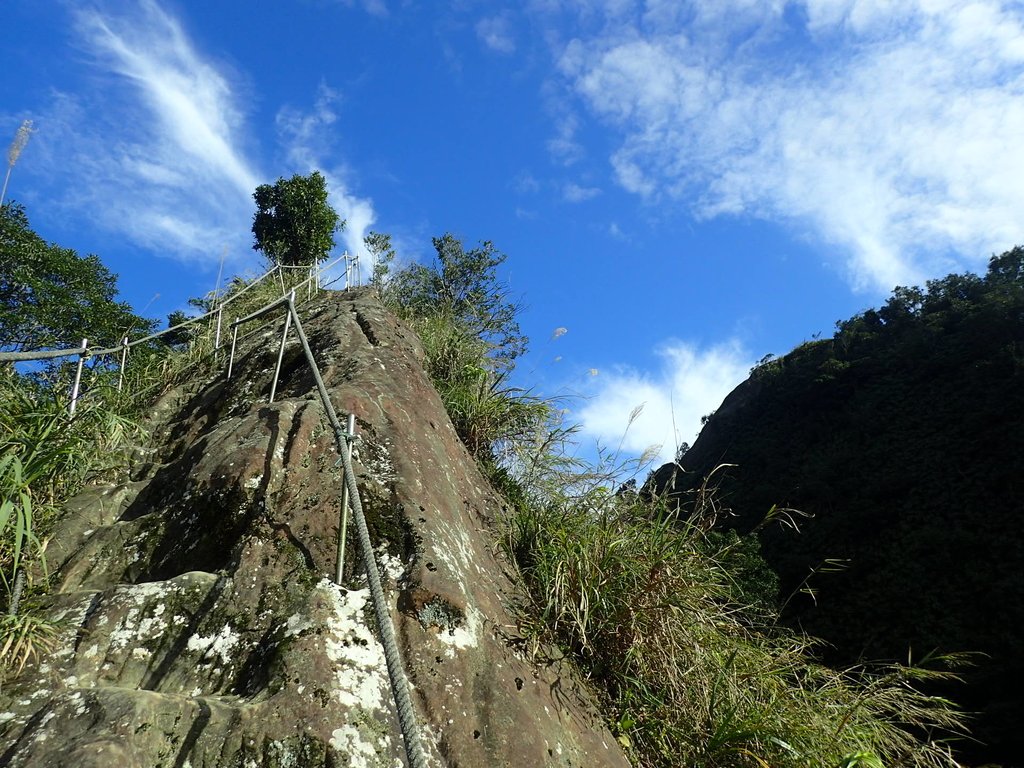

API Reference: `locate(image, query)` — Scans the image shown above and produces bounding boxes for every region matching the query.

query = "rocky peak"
[0,288,628,768]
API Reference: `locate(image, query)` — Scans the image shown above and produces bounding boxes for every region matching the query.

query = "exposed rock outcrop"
[0,289,629,768]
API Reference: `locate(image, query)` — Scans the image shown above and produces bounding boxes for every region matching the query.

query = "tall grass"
[0,368,144,670]
[0,370,140,577]
[379,243,970,767]
[501,441,970,768]
[404,309,552,467]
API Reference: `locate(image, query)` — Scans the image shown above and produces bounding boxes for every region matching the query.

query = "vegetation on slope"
[1,202,156,354]
[1,185,982,767]
[0,195,329,671]
[373,232,973,768]
[658,248,1024,766]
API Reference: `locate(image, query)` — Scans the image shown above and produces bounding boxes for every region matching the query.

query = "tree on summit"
[251,171,342,267]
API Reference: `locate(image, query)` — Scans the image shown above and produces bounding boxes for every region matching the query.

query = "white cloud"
[563,181,601,201]
[576,338,752,463]
[513,171,541,194]
[477,15,517,53]
[276,87,378,280]
[52,0,262,263]
[546,110,586,165]
[551,0,1024,290]
[333,0,389,16]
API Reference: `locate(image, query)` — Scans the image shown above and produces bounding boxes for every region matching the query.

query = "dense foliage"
[373,232,541,463]
[251,171,341,267]
[659,247,1024,765]
[383,233,527,368]
[0,202,155,352]
[509,466,968,768]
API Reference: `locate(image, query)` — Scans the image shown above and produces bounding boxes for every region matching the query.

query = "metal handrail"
[0,252,348,362]
[0,252,350,416]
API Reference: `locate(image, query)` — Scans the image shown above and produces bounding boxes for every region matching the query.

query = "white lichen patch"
[376,548,405,584]
[67,692,87,717]
[329,724,376,759]
[319,581,390,712]
[106,582,179,652]
[314,579,404,767]
[363,442,397,487]
[329,723,403,768]
[244,475,264,490]
[186,624,239,665]
[284,613,313,637]
[435,604,482,657]
[88,573,218,663]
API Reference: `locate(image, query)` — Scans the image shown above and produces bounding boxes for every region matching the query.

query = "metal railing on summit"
[0,252,350,414]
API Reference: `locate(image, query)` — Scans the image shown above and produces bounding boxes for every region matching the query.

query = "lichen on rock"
[0,289,628,768]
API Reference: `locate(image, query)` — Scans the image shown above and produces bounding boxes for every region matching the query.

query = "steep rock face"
[0,289,628,768]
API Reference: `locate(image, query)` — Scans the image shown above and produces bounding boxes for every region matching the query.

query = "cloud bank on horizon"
[547,0,1024,291]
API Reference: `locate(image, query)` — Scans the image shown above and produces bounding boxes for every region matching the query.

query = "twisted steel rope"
[286,297,428,768]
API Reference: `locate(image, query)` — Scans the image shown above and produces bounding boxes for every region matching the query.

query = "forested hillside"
[652,248,1024,766]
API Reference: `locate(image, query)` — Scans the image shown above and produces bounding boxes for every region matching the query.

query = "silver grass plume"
[1,120,34,205]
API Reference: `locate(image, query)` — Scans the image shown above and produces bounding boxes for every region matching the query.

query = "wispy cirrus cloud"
[563,181,601,202]
[477,14,517,53]
[549,0,1024,290]
[36,0,263,263]
[576,338,752,463]
[276,87,378,273]
[34,2,379,276]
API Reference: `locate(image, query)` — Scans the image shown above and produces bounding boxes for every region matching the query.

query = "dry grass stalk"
[6,120,33,168]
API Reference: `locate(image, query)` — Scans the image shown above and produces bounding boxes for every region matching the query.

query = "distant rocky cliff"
[0,289,627,768]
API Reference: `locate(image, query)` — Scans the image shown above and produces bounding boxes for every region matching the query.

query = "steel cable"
[285,297,428,768]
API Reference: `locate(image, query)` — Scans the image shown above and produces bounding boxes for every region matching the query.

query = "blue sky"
[4,0,1024,462]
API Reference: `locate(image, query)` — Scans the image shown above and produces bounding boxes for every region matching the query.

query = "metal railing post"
[335,413,357,583]
[269,291,294,403]
[69,338,88,416]
[214,305,223,349]
[227,324,239,379]
[277,265,286,294]
[117,336,129,392]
